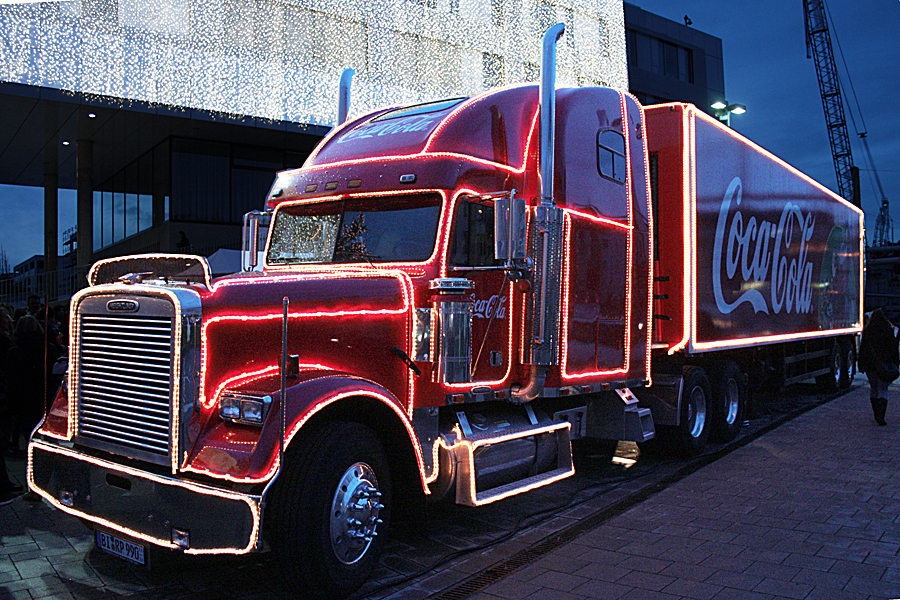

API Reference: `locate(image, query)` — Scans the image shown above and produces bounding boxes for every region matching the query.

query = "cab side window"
[597,129,627,184]
[449,199,498,267]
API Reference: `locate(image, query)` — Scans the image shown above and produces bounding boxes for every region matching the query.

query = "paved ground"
[465,383,900,600]
[1,379,899,600]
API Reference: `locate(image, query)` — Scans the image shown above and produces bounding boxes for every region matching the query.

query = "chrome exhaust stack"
[513,23,566,402]
[337,68,354,125]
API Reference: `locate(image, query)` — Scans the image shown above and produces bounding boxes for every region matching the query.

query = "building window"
[491,0,503,27]
[483,53,504,88]
[628,30,693,83]
[597,129,627,184]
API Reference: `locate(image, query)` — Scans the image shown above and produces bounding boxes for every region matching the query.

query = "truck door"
[447,195,513,384]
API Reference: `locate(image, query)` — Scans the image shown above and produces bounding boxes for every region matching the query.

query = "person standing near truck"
[857,308,900,426]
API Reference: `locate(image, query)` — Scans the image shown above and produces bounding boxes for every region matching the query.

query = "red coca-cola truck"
[28,25,862,599]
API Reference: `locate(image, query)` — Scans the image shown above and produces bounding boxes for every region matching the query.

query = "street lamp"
[711,100,746,127]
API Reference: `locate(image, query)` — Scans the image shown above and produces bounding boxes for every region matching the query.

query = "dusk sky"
[1,0,898,268]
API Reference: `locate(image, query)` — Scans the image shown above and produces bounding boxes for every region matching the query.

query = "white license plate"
[96,530,146,565]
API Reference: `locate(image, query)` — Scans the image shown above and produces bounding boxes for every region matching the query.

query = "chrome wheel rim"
[330,462,383,565]
[687,385,707,439]
[833,351,842,387]
[724,378,739,426]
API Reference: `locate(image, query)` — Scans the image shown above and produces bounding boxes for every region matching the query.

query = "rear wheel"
[816,341,841,392]
[710,361,745,443]
[839,339,855,389]
[673,366,711,456]
[271,422,391,599]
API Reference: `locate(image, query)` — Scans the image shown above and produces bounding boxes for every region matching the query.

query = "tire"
[271,422,391,599]
[815,341,841,392]
[839,339,855,389]
[709,361,745,443]
[676,366,712,456]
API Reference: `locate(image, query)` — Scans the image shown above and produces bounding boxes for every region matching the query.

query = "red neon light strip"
[630,93,656,384]
[258,189,449,271]
[28,442,261,555]
[560,93,638,381]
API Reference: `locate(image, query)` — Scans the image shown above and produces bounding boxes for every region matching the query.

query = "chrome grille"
[77,314,174,457]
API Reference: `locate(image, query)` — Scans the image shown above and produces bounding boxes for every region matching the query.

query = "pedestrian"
[6,315,60,439]
[177,231,192,252]
[0,306,22,503]
[856,308,900,426]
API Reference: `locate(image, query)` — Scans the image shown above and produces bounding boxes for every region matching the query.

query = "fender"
[182,369,428,492]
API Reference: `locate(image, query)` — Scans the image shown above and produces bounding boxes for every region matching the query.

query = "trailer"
[28,25,863,599]
[634,103,863,453]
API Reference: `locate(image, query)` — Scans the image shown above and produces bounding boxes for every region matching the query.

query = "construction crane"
[805,0,893,245]
[803,0,854,202]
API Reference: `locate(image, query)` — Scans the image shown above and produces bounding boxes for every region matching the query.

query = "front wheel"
[271,422,391,599]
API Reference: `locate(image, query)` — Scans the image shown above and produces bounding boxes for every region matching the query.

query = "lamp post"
[711,100,746,127]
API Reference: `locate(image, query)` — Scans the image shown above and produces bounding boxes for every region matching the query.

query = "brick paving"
[1,379,899,600]
[469,382,900,600]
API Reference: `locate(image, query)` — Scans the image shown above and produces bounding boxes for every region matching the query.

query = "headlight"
[218,393,272,426]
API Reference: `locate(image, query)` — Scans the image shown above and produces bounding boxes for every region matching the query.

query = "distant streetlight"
[711,100,746,127]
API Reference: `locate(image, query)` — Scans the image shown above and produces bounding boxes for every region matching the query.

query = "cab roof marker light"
[28,442,261,555]
[690,108,864,215]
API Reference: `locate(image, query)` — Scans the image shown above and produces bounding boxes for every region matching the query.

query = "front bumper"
[28,440,262,555]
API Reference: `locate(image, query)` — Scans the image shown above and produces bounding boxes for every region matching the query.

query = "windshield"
[266,194,442,265]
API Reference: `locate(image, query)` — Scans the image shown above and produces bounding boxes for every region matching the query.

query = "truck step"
[464,466,576,506]
[453,420,574,507]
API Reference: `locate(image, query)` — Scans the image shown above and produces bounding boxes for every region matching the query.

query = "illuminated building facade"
[0,0,717,301]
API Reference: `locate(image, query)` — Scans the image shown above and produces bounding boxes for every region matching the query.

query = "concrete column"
[44,101,59,300]
[76,138,94,272]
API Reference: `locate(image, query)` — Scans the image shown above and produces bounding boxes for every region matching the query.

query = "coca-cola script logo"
[471,294,508,319]
[336,114,442,144]
[712,177,815,315]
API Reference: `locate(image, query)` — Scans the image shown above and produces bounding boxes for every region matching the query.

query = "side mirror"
[242,210,272,271]
[494,194,527,262]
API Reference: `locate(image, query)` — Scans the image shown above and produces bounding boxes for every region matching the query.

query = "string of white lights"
[0,0,626,125]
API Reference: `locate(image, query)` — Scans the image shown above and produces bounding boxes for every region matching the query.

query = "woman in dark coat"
[6,315,60,435]
[857,308,900,425]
